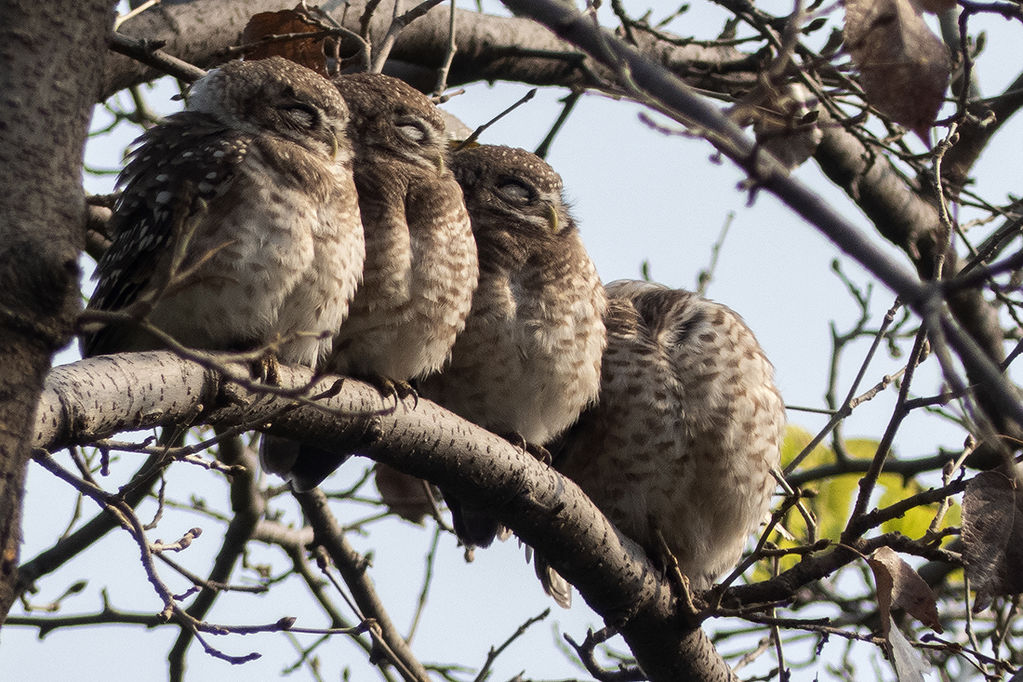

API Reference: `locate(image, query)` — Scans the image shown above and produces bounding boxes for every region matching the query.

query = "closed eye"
[496,178,534,204]
[279,102,320,130]
[396,117,429,143]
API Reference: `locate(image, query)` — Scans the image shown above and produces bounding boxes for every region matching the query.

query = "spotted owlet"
[82,56,364,369]
[325,72,477,384]
[418,144,606,548]
[546,280,785,601]
[260,73,478,490]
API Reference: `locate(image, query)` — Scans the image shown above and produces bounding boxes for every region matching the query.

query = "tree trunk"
[0,0,114,622]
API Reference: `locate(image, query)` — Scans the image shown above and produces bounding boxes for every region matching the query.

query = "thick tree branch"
[34,352,729,681]
[101,0,753,98]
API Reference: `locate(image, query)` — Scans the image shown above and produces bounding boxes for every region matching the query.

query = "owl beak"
[328,131,339,161]
[434,154,445,173]
[545,202,559,232]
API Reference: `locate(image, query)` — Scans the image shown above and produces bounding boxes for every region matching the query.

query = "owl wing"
[83,112,250,357]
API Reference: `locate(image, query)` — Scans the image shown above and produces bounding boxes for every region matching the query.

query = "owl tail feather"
[441,491,510,550]
[531,550,573,609]
[259,435,352,492]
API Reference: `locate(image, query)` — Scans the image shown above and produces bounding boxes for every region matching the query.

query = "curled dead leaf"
[241,5,332,75]
[962,470,1023,611]
[868,546,943,634]
[844,0,951,139]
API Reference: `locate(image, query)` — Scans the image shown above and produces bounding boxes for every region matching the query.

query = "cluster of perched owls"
[82,56,786,602]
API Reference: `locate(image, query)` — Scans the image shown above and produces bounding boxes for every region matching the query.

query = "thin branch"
[108,32,206,83]
[432,0,457,96]
[534,89,582,159]
[406,525,441,643]
[296,489,432,682]
[456,88,538,148]
[168,435,263,681]
[472,609,550,682]
[371,0,447,73]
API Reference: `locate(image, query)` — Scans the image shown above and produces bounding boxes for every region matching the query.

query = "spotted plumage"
[547,280,785,600]
[421,145,606,444]
[83,57,364,368]
[418,144,606,549]
[325,72,478,382]
[261,73,478,491]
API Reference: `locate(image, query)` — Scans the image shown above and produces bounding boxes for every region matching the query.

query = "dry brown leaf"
[962,470,1023,611]
[374,462,433,524]
[868,546,943,634]
[241,6,330,75]
[844,0,951,139]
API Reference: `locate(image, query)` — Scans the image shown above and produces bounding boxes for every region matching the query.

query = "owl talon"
[260,353,282,386]
[397,381,419,409]
[502,431,528,452]
[366,375,417,411]
[653,525,702,619]
[500,433,551,465]
[527,442,552,466]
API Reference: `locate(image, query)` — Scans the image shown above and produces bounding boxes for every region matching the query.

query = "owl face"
[188,57,349,160]
[451,145,567,235]
[331,73,447,172]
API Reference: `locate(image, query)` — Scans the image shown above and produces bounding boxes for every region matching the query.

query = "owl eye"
[496,179,533,204]
[279,102,321,130]
[396,117,429,143]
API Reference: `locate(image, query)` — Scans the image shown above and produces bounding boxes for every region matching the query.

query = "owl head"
[450,144,570,236]
[187,56,350,160]
[331,73,448,172]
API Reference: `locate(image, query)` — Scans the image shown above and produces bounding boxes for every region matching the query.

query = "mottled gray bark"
[0,0,114,622]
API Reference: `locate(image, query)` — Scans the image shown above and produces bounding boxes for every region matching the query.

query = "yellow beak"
[546,203,559,232]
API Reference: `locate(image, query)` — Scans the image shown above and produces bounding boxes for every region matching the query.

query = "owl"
[260,73,478,490]
[82,56,364,370]
[325,72,477,387]
[546,280,785,601]
[418,144,607,548]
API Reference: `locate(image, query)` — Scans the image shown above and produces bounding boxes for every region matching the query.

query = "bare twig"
[406,526,442,643]
[564,626,645,681]
[456,88,538,149]
[108,32,206,83]
[472,609,550,682]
